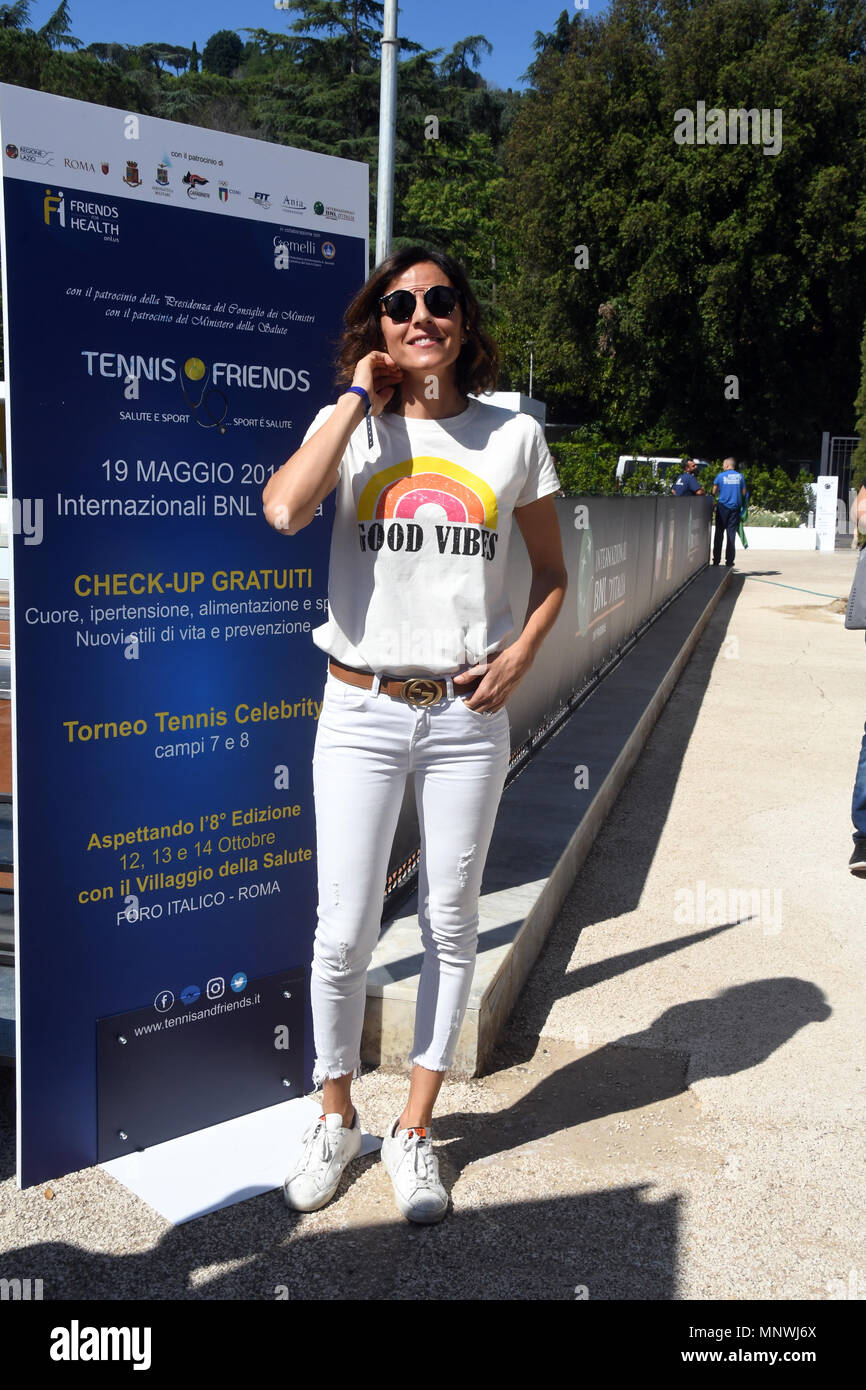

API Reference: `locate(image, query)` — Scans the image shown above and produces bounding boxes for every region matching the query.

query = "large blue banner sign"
[0,85,367,1186]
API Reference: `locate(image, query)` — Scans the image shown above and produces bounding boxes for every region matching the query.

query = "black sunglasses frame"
[379,285,460,324]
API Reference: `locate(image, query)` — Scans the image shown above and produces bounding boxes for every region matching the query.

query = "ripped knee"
[456,843,477,889]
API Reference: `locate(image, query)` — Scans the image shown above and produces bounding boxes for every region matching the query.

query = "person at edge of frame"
[261,244,568,1224]
[848,484,866,876]
[712,455,747,566]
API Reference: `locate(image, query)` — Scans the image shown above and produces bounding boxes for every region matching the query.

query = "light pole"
[275,0,397,269]
[376,0,398,267]
[526,340,535,398]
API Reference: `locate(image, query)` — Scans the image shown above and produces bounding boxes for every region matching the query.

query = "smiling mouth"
[408,337,442,346]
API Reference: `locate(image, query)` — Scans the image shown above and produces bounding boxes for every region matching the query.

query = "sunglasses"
[379,285,459,323]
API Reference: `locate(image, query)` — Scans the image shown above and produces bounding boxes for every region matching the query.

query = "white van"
[615,454,710,485]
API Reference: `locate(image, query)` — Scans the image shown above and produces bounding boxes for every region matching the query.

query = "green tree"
[549,440,618,494]
[202,28,243,76]
[398,132,513,314]
[0,2,31,28]
[40,48,138,105]
[276,0,384,76]
[38,0,79,49]
[0,26,47,87]
[438,35,492,88]
[503,0,866,464]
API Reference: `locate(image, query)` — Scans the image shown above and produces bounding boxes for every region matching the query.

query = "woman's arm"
[262,391,363,536]
[262,350,403,536]
[454,495,568,711]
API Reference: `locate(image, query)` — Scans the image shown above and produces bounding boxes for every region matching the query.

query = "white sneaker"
[283,1109,362,1212]
[380,1116,449,1224]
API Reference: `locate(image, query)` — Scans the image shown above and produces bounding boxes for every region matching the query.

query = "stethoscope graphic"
[180,358,228,433]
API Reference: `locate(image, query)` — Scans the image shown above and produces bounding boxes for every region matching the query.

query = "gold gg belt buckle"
[400,678,444,707]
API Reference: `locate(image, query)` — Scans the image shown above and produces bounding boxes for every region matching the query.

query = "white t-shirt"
[301,396,561,675]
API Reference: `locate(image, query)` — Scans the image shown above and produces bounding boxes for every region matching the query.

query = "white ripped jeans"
[310,669,511,1085]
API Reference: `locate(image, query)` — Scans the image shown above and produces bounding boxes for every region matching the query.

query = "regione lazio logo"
[356,458,499,560]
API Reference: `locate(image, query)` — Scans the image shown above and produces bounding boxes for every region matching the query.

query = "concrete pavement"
[0,548,863,1300]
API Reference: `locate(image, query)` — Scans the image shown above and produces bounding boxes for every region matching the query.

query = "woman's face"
[377,260,465,383]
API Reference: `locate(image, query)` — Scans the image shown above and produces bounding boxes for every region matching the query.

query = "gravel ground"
[0,552,864,1302]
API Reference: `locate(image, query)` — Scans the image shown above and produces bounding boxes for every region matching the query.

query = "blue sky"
[27,0,604,91]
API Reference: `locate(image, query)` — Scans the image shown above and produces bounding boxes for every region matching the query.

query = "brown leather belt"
[328,658,481,707]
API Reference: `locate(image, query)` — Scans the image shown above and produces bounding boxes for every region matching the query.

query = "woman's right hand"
[351,351,403,415]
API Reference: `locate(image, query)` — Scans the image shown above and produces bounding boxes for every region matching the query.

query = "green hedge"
[549,440,813,514]
[746,468,812,514]
[548,442,618,495]
[549,434,685,495]
[621,464,671,496]
[745,508,802,528]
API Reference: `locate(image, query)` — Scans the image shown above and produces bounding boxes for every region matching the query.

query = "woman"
[262,245,567,1223]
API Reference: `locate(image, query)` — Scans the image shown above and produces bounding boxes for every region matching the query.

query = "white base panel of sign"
[101,1095,381,1225]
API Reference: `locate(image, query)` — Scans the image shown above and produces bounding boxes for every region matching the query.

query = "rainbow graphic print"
[357,456,498,531]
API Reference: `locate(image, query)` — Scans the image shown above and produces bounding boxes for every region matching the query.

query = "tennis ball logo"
[184,357,206,382]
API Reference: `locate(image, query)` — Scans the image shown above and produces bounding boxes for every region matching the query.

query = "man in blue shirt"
[712,456,747,565]
[671,459,705,497]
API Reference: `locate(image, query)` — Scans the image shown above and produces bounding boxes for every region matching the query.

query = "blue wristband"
[345,385,370,413]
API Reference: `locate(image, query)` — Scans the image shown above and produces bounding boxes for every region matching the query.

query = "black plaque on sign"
[97,968,305,1161]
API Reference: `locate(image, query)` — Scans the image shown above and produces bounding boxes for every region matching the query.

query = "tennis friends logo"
[356,458,498,560]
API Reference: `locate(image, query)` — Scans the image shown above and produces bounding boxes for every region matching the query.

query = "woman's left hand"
[452,644,532,713]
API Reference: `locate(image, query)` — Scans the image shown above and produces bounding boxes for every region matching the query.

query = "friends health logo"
[356,458,499,560]
[42,187,119,241]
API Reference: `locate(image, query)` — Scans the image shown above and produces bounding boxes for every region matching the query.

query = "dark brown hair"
[334,244,499,409]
